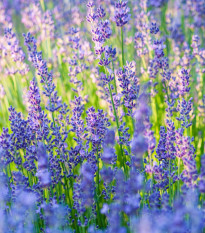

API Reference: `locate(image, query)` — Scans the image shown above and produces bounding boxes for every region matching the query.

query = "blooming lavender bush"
[0,0,205,232]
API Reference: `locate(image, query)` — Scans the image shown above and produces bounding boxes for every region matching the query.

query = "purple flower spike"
[36,143,51,188]
[23,32,62,112]
[113,0,131,27]
[150,22,159,34]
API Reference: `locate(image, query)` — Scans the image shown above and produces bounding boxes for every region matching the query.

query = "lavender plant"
[0,0,204,232]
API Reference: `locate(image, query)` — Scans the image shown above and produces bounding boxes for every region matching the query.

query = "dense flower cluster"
[113,1,131,27]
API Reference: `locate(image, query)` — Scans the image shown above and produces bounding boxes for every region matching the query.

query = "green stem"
[103,66,126,170]
[96,147,100,196]
[108,82,126,172]
[121,27,125,67]
[112,60,118,94]
[168,159,172,205]
[40,0,46,11]
[95,148,103,228]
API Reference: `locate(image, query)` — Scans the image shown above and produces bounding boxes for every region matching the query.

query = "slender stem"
[121,27,125,67]
[95,146,103,228]
[112,60,117,94]
[40,0,46,11]
[108,83,119,130]
[177,157,180,196]
[108,83,124,161]
[96,147,100,196]
[107,80,127,174]
[169,159,172,205]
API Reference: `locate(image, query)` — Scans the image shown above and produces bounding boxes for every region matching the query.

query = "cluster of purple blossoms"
[113,1,131,27]
[36,143,51,188]
[0,1,11,26]
[21,2,42,35]
[66,27,90,87]
[147,0,168,8]
[176,98,193,128]
[134,32,149,57]
[70,96,86,140]
[7,106,32,151]
[118,122,131,149]
[86,107,110,150]
[191,35,200,56]
[176,135,198,188]
[27,78,50,141]
[169,21,185,45]
[133,2,149,60]
[153,124,177,190]
[185,0,205,28]
[148,36,169,79]
[131,94,149,167]
[144,116,156,159]
[102,129,116,164]
[2,27,29,76]
[68,96,88,167]
[21,2,55,43]
[177,68,191,96]
[150,22,159,35]
[117,61,140,115]
[73,162,95,216]
[23,32,62,112]
[4,28,25,63]
[191,35,205,68]
[156,126,167,161]
[87,2,115,66]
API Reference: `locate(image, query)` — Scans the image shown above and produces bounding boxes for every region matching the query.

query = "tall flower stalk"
[87,2,126,171]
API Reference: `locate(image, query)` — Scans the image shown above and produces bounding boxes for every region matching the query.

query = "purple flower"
[177,68,191,96]
[86,107,111,149]
[87,3,115,66]
[102,129,116,164]
[176,136,198,188]
[144,117,156,157]
[148,31,170,80]
[176,98,193,128]
[131,135,148,156]
[27,78,50,141]
[105,45,117,59]
[131,94,149,166]
[36,143,51,188]
[117,61,140,115]
[4,28,26,62]
[118,122,131,149]
[97,5,106,18]
[113,1,131,27]
[21,3,54,42]
[156,126,167,161]
[147,0,168,8]
[8,106,32,150]
[2,27,29,75]
[150,22,159,34]
[186,0,205,28]
[73,162,94,214]
[134,32,148,57]
[23,32,62,112]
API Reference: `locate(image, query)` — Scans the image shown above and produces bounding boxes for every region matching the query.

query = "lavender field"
[0,0,205,232]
